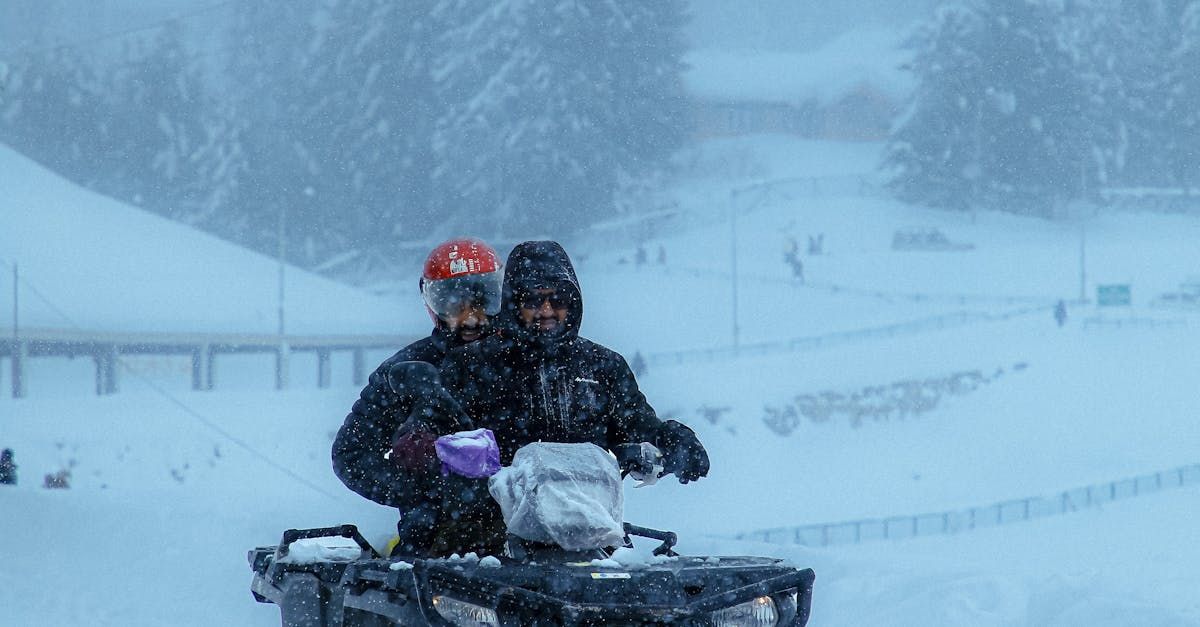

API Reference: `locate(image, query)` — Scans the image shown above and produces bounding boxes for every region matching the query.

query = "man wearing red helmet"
[332,238,502,555]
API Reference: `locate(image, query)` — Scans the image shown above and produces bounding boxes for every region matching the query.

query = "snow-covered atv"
[248,444,815,626]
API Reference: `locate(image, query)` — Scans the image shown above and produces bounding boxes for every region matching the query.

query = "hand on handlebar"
[612,442,665,487]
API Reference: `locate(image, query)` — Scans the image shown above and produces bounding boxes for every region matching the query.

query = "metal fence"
[645,263,1051,307]
[736,463,1200,547]
[647,304,1049,368]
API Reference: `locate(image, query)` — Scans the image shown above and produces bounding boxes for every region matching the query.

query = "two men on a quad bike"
[333,239,710,558]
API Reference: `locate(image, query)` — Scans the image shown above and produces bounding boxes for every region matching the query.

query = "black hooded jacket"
[332,328,474,509]
[438,241,668,464]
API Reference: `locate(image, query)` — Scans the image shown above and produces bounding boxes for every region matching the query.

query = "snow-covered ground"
[3,135,1200,625]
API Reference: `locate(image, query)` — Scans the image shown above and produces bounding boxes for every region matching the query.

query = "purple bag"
[435,428,501,478]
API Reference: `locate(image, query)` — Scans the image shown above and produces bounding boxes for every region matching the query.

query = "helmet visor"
[422,269,503,319]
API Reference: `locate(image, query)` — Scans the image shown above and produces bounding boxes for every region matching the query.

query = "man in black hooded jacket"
[331,238,501,556]
[432,240,710,555]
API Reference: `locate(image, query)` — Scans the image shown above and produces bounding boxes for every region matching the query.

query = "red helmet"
[420,238,503,322]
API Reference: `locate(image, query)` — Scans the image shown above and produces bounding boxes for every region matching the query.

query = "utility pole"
[730,191,740,352]
[275,206,289,390]
[1079,222,1087,303]
[972,105,982,224]
[277,205,286,338]
[1078,159,1088,304]
[12,263,24,398]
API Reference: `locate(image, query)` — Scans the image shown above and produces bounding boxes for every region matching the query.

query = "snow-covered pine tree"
[1166,2,1200,188]
[885,0,1089,216]
[101,21,212,221]
[1077,0,1189,188]
[1059,0,1123,197]
[884,5,987,212]
[432,0,688,238]
[0,45,108,185]
[299,0,442,271]
[211,0,325,262]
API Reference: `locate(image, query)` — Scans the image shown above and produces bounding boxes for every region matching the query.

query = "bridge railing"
[0,328,418,398]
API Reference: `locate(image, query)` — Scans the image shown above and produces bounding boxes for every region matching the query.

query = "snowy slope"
[0,144,418,335]
[4,134,1200,625]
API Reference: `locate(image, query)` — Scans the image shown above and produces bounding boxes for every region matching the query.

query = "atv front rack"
[622,522,678,556]
[250,523,815,626]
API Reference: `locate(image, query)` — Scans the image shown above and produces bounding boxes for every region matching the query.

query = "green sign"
[1097,284,1131,307]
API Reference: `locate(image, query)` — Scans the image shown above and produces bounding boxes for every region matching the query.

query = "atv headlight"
[711,595,779,627]
[431,595,499,627]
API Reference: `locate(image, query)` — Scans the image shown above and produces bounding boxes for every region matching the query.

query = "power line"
[0,256,341,501]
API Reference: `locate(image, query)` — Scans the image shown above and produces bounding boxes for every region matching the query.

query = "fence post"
[191,343,210,391]
[352,347,366,386]
[206,344,218,390]
[11,338,27,399]
[93,344,119,395]
[275,341,291,390]
[316,348,332,388]
[105,344,119,394]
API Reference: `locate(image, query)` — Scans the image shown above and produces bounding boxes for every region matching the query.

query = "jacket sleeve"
[332,361,438,509]
[437,350,479,428]
[605,353,669,448]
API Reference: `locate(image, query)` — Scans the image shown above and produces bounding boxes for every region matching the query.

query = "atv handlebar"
[277,524,380,559]
[622,522,678,556]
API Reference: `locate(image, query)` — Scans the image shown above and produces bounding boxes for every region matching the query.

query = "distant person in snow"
[657,244,667,265]
[630,351,647,378]
[0,448,16,485]
[807,233,824,255]
[784,237,805,283]
[635,244,648,267]
[1054,299,1067,327]
[331,238,502,557]
[428,241,710,556]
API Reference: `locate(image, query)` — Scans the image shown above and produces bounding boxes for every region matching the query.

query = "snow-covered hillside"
[4,135,1200,625]
[0,144,416,335]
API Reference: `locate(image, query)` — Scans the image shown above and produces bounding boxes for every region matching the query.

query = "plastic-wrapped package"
[435,428,501,478]
[488,442,624,551]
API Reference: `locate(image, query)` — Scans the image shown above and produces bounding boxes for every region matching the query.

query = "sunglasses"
[517,290,574,310]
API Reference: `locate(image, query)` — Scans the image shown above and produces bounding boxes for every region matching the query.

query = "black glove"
[656,420,710,484]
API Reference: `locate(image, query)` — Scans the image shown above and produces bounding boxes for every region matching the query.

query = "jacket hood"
[500,240,582,347]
